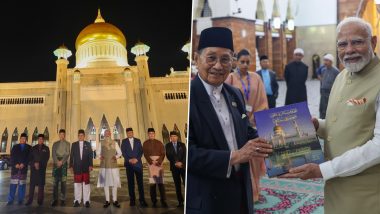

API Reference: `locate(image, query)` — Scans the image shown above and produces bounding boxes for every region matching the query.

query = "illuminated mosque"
[0,9,190,155]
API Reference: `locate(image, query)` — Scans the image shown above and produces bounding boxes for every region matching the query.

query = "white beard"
[341,49,374,73]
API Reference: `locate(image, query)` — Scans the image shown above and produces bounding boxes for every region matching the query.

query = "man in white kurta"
[97,130,122,208]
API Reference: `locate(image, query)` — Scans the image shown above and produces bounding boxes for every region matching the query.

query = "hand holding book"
[230,138,273,165]
[279,163,322,180]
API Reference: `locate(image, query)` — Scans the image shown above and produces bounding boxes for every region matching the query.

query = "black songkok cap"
[78,129,85,135]
[126,127,133,132]
[169,131,178,136]
[147,128,155,133]
[260,55,269,61]
[198,27,234,51]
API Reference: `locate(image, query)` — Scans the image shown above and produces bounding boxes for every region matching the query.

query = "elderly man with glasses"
[281,17,380,214]
[186,27,273,214]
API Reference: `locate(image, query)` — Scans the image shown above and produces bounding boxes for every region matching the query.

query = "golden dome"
[75,9,126,49]
[273,125,284,133]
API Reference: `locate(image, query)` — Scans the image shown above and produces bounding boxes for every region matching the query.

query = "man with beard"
[97,129,122,208]
[186,27,273,214]
[284,48,308,105]
[281,17,380,214]
[25,134,50,206]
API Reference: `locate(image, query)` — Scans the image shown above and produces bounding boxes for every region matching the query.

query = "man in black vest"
[165,131,186,207]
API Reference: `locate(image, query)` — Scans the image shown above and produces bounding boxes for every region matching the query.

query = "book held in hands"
[254,102,324,177]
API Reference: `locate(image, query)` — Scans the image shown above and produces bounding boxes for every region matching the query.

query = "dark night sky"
[0,0,192,82]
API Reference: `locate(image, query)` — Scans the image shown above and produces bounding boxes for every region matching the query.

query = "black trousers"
[171,168,185,203]
[27,184,44,205]
[126,167,145,202]
[267,95,277,109]
[150,183,166,203]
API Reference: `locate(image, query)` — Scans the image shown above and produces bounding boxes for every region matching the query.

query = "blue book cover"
[254,102,324,177]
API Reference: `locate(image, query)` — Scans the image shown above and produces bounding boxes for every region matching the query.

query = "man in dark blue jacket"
[186,27,273,214]
[121,127,148,207]
[7,133,31,205]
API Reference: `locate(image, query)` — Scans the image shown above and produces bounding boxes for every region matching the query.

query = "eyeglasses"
[205,55,233,66]
[337,39,369,51]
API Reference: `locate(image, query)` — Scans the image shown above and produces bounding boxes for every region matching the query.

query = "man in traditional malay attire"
[284,48,309,105]
[51,129,70,206]
[186,27,273,214]
[121,127,148,207]
[69,129,93,208]
[7,133,32,205]
[25,134,50,206]
[97,129,122,208]
[142,128,168,207]
[165,131,186,207]
[282,17,380,214]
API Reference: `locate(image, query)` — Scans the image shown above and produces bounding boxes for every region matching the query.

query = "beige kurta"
[317,57,380,214]
[225,71,268,202]
[96,138,122,188]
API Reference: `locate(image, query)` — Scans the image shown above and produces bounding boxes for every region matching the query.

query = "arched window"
[85,117,97,151]
[32,127,39,146]
[201,0,212,17]
[23,127,29,143]
[11,128,18,149]
[113,117,125,146]
[1,128,8,152]
[99,114,110,141]
[173,124,182,142]
[43,127,49,146]
[162,124,170,144]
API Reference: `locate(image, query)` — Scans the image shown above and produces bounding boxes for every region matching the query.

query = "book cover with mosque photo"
[254,102,324,177]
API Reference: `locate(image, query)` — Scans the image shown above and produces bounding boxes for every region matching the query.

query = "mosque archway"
[1,128,8,153]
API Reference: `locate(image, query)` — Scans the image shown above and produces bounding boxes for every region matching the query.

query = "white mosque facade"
[0,10,190,156]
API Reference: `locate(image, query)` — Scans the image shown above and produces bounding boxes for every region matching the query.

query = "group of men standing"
[7,127,187,209]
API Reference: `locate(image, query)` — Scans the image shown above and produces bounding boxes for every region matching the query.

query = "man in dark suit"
[284,48,309,105]
[257,55,279,108]
[165,131,186,207]
[187,27,273,214]
[121,127,148,207]
[69,129,93,208]
[25,134,50,206]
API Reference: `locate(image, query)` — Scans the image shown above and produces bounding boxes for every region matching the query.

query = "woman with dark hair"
[225,49,268,125]
[224,48,268,202]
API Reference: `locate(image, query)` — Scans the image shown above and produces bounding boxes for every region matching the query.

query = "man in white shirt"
[281,17,380,214]
[69,129,93,208]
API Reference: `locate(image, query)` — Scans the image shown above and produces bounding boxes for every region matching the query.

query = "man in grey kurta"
[319,54,339,119]
[51,129,70,206]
